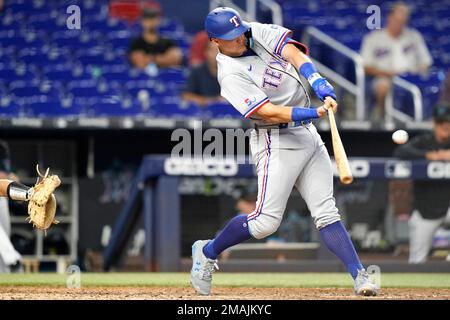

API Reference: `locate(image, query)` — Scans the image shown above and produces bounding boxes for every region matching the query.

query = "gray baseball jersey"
[217,22,310,119]
[216,22,341,238]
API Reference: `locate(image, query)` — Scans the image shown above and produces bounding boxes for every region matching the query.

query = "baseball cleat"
[354,269,378,296]
[190,240,219,296]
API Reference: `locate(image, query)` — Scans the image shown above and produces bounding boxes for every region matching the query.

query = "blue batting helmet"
[205,7,250,40]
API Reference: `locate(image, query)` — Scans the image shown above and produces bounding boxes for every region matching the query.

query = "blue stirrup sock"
[203,214,252,260]
[319,221,364,279]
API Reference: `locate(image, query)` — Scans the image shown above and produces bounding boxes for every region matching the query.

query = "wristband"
[7,181,31,201]
[291,107,319,122]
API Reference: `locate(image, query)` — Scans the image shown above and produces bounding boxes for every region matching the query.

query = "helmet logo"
[229,15,240,27]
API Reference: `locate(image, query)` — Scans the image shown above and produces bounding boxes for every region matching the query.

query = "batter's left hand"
[312,78,337,101]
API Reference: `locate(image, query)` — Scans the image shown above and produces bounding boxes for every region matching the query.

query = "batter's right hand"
[316,97,337,117]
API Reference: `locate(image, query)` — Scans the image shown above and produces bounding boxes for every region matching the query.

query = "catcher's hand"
[27,165,61,233]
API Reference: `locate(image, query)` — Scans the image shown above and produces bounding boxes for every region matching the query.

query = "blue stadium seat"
[0,14,23,31]
[396,72,444,119]
[0,36,28,49]
[68,79,102,97]
[18,49,67,66]
[128,69,152,81]
[88,96,143,116]
[85,18,128,32]
[68,86,99,98]
[150,97,201,118]
[75,47,114,66]
[77,54,108,66]
[159,19,185,34]
[106,30,132,49]
[157,69,187,86]
[0,99,22,117]
[203,102,241,119]
[102,68,134,82]
[124,80,159,98]
[9,81,44,97]
[0,54,12,65]
[26,97,83,117]
[0,64,36,81]
[52,33,98,50]
[125,84,177,101]
[27,17,63,31]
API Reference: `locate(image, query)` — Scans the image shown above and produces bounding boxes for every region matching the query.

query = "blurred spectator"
[0,140,22,273]
[218,191,257,259]
[235,191,257,215]
[189,31,209,66]
[128,7,182,70]
[0,0,4,12]
[182,41,223,106]
[440,71,450,104]
[361,2,433,122]
[394,104,450,263]
[109,0,161,24]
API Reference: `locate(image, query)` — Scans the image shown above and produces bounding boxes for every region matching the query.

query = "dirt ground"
[0,286,449,300]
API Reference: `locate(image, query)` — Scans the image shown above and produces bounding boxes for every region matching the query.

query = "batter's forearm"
[0,179,10,197]
[253,102,319,123]
[0,179,31,200]
[281,44,311,70]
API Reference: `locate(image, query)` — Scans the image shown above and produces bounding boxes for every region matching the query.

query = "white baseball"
[392,130,409,144]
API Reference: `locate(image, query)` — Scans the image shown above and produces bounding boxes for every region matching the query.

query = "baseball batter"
[191,7,378,296]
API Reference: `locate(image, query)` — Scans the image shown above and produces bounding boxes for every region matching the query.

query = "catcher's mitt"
[27,165,61,232]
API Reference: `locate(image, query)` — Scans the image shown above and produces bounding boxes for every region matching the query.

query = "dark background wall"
[1,127,426,258]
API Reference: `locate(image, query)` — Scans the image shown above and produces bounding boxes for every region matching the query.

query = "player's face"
[142,17,161,32]
[434,121,450,143]
[213,34,247,57]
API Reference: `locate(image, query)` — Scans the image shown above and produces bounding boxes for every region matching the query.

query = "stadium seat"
[0,65,36,81]
[123,79,159,98]
[150,97,201,118]
[0,36,28,49]
[159,18,185,34]
[68,79,108,97]
[203,102,241,119]
[43,64,90,82]
[75,46,116,66]
[108,30,131,50]
[18,49,68,67]
[0,0,446,121]
[157,69,187,87]
[0,54,12,65]
[26,98,83,117]
[52,33,98,50]
[9,81,45,97]
[0,99,22,117]
[88,96,143,116]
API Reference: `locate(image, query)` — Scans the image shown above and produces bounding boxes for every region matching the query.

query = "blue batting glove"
[311,78,336,101]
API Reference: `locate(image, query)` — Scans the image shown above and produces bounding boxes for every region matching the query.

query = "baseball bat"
[326,99,353,185]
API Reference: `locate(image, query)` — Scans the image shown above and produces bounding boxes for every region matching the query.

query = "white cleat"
[190,240,219,296]
[354,269,378,296]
